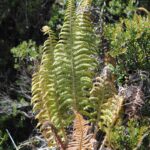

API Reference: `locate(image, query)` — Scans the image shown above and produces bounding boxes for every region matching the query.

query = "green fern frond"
[52,0,76,126]
[73,0,97,111]
[39,27,66,135]
[98,95,124,149]
[32,71,56,146]
[99,95,124,132]
[31,26,66,148]
[53,0,97,117]
[89,66,117,123]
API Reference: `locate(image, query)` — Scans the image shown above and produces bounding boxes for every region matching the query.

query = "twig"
[99,135,107,150]
[6,129,19,150]
[17,135,49,149]
[18,111,34,119]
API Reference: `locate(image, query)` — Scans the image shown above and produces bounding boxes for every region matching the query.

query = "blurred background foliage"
[0,0,149,149]
[0,0,55,73]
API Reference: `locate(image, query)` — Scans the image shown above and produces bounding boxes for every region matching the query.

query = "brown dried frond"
[66,112,95,150]
[123,86,144,119]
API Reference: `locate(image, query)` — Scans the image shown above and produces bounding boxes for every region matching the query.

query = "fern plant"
[32,0,97,148]
[32,1,123,149]
[88,64,124,149]
[31,0,149,149]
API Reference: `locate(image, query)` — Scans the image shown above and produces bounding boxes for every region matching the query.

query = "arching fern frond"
[32,70,57,147]
[87,64,125,150]
[99,95,124,132]
[89,65,124,149]
[31,26,66,148]
[89,65,117,124]
[72,0,97,111]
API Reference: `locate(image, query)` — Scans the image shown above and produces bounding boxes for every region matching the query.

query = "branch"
[6,129,19,150]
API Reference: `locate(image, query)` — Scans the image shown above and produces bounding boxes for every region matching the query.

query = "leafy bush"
[109,120,149,150]
[11,40,41,70]
[104,14,150,70]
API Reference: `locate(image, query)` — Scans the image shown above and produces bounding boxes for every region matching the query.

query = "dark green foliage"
[0,0,55,42]
[139,0,150,11]
[0,113,34,150]
[0,130,8,148]
[92,0,137,23]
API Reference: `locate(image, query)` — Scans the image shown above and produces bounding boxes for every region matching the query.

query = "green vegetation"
[105,14,150,70]
[31,0,150,149]
[11,40,41,69]
[0,0,149,149]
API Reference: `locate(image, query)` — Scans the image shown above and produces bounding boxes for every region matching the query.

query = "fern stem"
[48,123,66,150]
[69,0,77,110]
[6,129,19,150]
